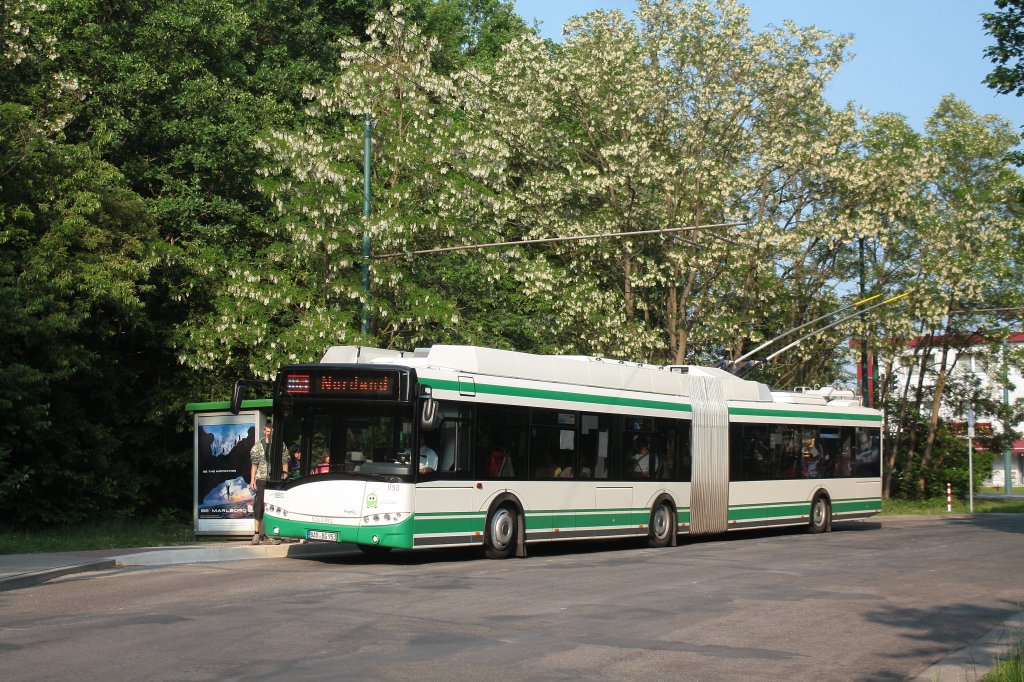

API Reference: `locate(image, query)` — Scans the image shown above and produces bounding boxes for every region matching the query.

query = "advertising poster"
[194,411,261,535]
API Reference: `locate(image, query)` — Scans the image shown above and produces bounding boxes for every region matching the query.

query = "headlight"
[362,512,406,525]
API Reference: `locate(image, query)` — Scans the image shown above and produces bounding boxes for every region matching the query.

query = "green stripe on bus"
[419,378,693,413]
[417,508,677,533]
[529,509,649,530]
[185,399,273,411]
[728,502,809,521]
[833,498,882,513]
[729,407,883,422]
[414,514,486,535]
[726,497,882,521]
[575,510,657,529]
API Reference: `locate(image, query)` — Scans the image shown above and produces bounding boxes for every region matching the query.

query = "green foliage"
[884,408,999,501]
[983,0,1024,97]
[0,0,1020,525]
[0,102,157,524]
[0,0,534,526]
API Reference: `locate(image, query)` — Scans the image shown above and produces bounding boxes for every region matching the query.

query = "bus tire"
[484,504,517,560]
[648,500,674,548]
[808,494,831,534]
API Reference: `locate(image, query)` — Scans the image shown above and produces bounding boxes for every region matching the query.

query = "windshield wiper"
[352,472,403,483]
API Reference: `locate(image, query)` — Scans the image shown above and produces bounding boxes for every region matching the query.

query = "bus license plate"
[307,530,338,542]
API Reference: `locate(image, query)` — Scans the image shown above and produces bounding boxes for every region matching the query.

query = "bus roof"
[319,345,866,409]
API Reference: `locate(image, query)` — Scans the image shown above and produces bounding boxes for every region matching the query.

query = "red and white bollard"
[946,482,952,512]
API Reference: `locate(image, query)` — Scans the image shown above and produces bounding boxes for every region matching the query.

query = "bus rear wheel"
[485,505,517,559]
[647,501,674,548]
[808,495,831,534]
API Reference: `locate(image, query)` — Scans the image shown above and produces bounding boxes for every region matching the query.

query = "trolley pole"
[360,113,372,335]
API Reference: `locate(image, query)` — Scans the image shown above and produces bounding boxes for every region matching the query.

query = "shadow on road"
[946,513,1024,535]
[858,599,1022,681]
[294,518,886,568]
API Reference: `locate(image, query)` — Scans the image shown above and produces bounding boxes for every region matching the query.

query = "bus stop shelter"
[185,399,272,537]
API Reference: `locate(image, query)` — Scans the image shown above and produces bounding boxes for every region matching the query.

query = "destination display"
[283,370,400,399]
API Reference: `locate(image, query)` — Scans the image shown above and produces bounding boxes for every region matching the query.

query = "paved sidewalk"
[0,540,351,592]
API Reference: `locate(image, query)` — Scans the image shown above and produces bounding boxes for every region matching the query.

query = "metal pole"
[859,237,870,406]
[361,113,372,335]
[1003,338,1012,494]
[968,407,975,513]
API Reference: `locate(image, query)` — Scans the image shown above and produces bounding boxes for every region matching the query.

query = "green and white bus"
[253,345,882,558]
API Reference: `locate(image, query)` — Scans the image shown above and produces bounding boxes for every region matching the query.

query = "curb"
[911,612,1024,681]
[0,542,353,592]
[113,542,352,566]
[0,559,117,592]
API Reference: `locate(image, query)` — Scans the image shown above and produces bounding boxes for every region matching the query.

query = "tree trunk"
[917,367,947,495]
[904,332,935,472]
[883,322,928,498]
[918,334,951,495]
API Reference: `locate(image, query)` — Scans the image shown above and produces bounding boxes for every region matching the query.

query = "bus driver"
[418,434,438,474]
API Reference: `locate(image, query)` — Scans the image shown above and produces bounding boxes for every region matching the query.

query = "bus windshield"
[277,404,415,482]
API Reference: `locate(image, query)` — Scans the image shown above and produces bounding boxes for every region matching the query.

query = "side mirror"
[420,398,441,431]
[280,392,294,418]
[230,379,273,415]
[230,380,247,415]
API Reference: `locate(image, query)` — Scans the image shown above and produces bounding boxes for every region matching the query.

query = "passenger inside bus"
[287,445,302,479]
[630,439,652,478]
[418,434,438,474]
[313,449,330,474]
[553,449,576,478]
[488,449,514,477]
[534,453,559,479]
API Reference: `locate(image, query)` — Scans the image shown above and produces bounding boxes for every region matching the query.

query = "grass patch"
[982,642,1024,681]
[0,519,197,555]
[883,497,1024,515]
[981,487,1024,495]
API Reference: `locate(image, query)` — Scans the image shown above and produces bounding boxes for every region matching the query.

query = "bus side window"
[650,418,676,480]
[434,402,472,476]
[678,420,692,482]
[475,403,528,479]
[853,427,881,477]
[529,409,577,480]
[579,413,610,479]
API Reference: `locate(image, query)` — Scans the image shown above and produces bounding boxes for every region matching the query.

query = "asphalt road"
[2,515,1022,681]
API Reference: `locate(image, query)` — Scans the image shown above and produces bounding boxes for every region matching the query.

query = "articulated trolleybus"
[255,345,882,557]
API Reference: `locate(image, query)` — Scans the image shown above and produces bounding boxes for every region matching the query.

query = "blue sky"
[512,1,1020,133]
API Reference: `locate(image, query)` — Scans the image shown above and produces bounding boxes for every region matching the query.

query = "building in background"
[876,333,1024,487]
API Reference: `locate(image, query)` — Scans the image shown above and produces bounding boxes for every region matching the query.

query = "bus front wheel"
[808,495,831,534]
[647,501,674,548]
[485,504,517,559]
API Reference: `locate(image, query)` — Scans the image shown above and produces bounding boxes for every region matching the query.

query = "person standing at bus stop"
[250,419,285,545]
